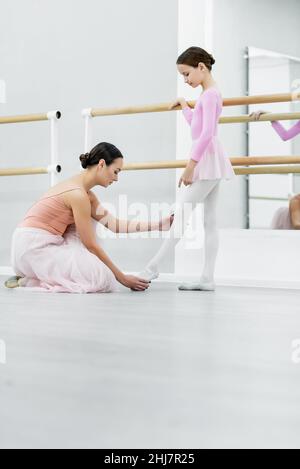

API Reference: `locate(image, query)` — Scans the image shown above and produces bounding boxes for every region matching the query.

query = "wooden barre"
[124,164,300,175]
[235,166,300,175]
[220,112,300,124]
[0,167,52,177]
[123,157,300,171]
[0,111,61,125]
[1,163,299,177]
[90,92,300,117]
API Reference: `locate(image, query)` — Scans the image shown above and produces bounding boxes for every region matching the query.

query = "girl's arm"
[169,98,193,126]
[190,90,218,162]
[88,191,173,233]
[182,106,194,126]
[271,120,300,141]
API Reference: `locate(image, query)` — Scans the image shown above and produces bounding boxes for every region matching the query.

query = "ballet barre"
[0,111,61,124]
[0,165,62,177]
[122,159,300,176]
[82,91,300,152]
[0,110,62,185]
[123,157,300,170]
[83,92,300,119]
[220,112,300,124]
[235,166,300,176]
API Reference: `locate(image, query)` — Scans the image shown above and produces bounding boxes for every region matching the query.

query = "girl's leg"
[139,180,219,281]
[179,182,220,290]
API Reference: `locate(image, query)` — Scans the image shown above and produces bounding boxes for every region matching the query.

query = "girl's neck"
[201,74,217,92]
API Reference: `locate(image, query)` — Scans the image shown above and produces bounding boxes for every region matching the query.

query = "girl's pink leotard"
[271,120,300,141]
[182,87,235,181]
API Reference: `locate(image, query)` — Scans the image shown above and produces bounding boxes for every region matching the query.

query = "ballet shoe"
[178,281,215,291]
[138,268,159,282]
[4,276,22,289]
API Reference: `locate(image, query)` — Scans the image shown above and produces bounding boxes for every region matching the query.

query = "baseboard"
[135,273,300,290]
[0,267,14,276]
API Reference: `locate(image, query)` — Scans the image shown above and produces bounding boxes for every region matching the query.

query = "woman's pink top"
[182,87,222,162]
[271,120,300,141]
[19,188,81,236]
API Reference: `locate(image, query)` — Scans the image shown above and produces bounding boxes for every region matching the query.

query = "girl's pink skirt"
[11,224,119,293]
[192,136,235,181]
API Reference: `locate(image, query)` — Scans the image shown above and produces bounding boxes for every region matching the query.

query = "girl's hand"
[118,274,150,291]
[159,214,174,231]
[249,110,268,121]
[178,161,196,188]
[169,97,188,110]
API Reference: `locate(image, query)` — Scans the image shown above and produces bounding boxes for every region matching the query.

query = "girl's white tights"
[139,179,220,290]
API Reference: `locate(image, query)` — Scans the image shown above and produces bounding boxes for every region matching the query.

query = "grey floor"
[0,277,300,449]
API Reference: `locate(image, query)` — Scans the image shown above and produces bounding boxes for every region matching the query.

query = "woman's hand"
[178,160,197,188]
[169,97,188,110]
[118,274,150,291]
[159,214,174,231]
[249,110,268,121]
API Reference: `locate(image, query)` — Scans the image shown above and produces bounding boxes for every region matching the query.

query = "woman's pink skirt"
[192,136,235,181]
[11,224,119,293]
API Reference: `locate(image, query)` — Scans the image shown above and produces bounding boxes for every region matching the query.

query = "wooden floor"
[0,277,300,449]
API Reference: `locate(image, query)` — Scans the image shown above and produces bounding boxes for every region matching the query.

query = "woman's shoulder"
[42,179,81,198]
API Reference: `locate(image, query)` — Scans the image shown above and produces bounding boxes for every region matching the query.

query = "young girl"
[6,142,172,293]
[139,46,235,291]
[251,111,300,230]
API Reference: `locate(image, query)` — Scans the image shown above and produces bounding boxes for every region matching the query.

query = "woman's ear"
[98,159,105,169]
[198,62,206,71]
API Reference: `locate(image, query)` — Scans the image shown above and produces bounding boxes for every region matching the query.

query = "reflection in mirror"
[246,46,300,229]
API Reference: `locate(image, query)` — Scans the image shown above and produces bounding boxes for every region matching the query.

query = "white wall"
[0,0,178,272]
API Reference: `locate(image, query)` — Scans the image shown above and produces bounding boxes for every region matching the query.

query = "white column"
[175,0,212,275]
[82,108,93,153]
[47,111,61,187]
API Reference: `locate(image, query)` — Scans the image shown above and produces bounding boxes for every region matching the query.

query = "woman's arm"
[88,191,173,233]
[271,120,300,141]
[190,90,218,163]
[68,190,149,291]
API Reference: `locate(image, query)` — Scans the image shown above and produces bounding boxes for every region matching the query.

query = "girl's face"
[96,158,123,187]
[177,63,207,88]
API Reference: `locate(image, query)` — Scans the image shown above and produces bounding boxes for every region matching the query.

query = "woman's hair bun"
[210,54,215,65]
[79,152,90,169]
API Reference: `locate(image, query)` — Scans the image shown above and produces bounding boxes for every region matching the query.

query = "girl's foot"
[4,276,22,289]
[178,281,215,291]
[138,268,159,282]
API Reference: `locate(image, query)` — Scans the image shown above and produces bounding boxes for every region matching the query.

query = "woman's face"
[177,63,206,88]
[97,158,123,187]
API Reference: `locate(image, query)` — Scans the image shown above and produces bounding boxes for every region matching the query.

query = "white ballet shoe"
[178,281,215,291]
[138,268,159,282]
[4,276,22,289]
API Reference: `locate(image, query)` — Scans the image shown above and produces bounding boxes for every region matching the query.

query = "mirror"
[246,46,300,229]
